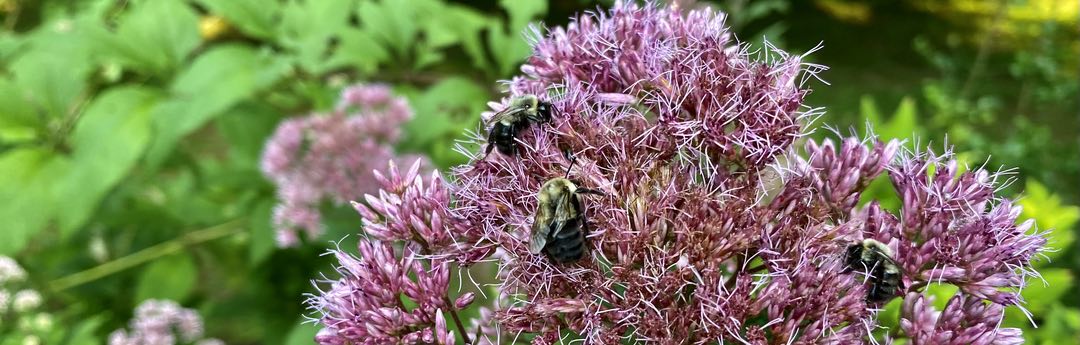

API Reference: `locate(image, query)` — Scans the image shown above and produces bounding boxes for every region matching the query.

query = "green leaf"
[500,0,546,33]
[357,0,422,59]
[412,40,446,70]
[860,96,882,127]
[99,0,200,76]
[861,96,919,142]
[278,0,355,74]
[1033,305,1080,345]
[59,87,160,234]
[0,87,158,254]
[284,320,322,345]
[403,78,490,167]
[926,284,960,310]
[426,6,491,69]
[249,200,276,264]
[0,31,24,62]
[9,18,100,119]
[215,101,284,166]
[144,45,289,167]
[1014,268,1072,322]
[324,28,389,75]
[0,77,42,143]
[62,316,105,345]
[1020,180,1078,260]
[0,148,70,254]
[882,97,918,141]
[487,0,546,76]
[136,252,198,302]
[196,0,280,39]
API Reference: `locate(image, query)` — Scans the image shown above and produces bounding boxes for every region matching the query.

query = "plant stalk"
[49,218,246,292]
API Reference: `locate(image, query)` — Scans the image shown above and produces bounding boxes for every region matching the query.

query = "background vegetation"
[0,0,1075,343]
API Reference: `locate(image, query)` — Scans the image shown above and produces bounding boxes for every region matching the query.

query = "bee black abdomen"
[543,221,587,263]
[494,121,518,153]
[867,279,901,302]
[490,121,527,154]
[845,242,903,303]
[869,268,903,302]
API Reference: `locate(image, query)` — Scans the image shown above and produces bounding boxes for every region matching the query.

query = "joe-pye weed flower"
[307,1,1047,344]
[306,161,473,345]
[261,84,429,248]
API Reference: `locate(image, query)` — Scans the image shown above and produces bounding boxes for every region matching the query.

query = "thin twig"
[410,232,473,344]
[49,219,246,292]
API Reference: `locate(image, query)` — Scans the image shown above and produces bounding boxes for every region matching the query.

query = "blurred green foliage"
[0,0,546,342]
[0,0,1076,343]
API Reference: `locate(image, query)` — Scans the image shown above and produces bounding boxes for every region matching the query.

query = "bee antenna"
[565,153,577,179]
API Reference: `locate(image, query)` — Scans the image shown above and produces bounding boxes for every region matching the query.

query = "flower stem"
[444,295,472,344]
[410,232,473,344]
[48,219,246,292]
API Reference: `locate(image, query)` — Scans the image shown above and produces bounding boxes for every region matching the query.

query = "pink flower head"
[306,240,462,345]
[306,1,1046,344]
[306,158,482,344]
[449,1,1044,344]
[261,84,429,247]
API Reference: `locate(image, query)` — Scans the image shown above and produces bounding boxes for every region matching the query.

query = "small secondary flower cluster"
[0,256,53,345]
[108,299,223,345]
[261,84,428,247]
[306,161,474,345]
[305,1,1047,344]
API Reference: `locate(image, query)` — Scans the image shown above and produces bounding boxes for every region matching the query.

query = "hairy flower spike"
[304,1,1045,344]
[306,158,481,344]
[306,240,467,344]
[261,84,429,247]
[449,1,1044,344]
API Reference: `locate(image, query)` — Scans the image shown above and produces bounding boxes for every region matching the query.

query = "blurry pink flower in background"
[108,299,222,345]
[261,84,428,247]
[305,1,1046,344]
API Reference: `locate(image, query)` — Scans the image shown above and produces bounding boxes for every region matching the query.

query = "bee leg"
[575,187,606,196]
[483,129,497,158]
[582,212,591,238]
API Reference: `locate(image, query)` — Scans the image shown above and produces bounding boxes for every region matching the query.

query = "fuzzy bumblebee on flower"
[306,1,1047,344]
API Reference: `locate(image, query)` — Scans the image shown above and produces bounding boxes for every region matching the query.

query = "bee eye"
[536,102,553,120]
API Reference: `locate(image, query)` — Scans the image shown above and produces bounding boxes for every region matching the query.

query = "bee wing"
[487,104,525,125]
[529,216,551,254]
[880,253,905,276]
[529,191,572,255]
[551,191,575,236]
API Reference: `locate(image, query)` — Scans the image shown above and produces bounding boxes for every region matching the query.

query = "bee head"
[535,101,553,123]
[861,239,894,257]
[541,178,578,195]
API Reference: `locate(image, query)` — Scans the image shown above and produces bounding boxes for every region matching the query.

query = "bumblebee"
[530,158,602,263]
[844,239,904,303]
[485,94,553,156]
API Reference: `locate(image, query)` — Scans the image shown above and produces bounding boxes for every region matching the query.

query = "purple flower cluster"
[305,1,1046,344]
[109,300,223,345]
[883,147,1043,345]
[307,161,476,345]
[453,1,1042,344]
[261,84,428,247]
